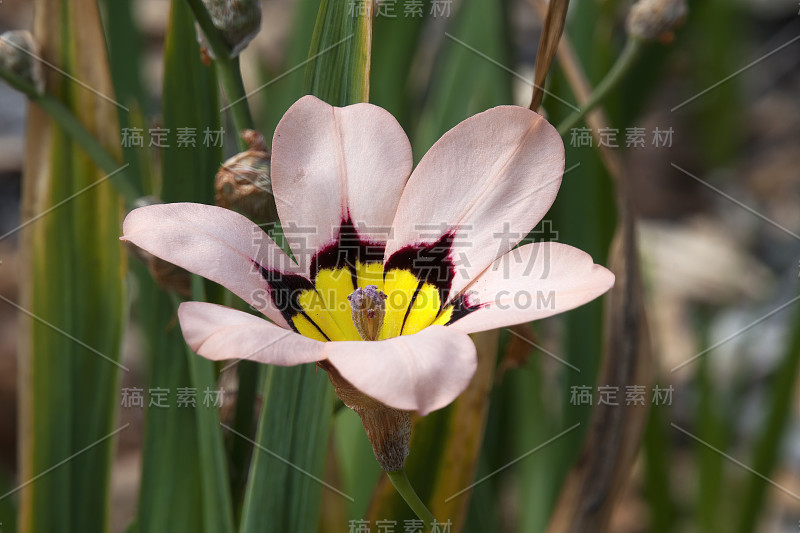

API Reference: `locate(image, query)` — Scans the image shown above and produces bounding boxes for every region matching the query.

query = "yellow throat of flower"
[289,263,456,342]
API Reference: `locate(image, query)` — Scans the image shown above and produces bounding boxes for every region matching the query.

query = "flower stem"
[386,469,437,530]
[221,57,255,139]
[185,0,255,151]
[556,37,643,136]
[0,64,141,206]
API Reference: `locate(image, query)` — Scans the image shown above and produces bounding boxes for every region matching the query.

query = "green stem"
[185,0,255,151]
[386,469,437,530]
[219,57,254,147]
[556,38,643,136]
[0,65,141,206]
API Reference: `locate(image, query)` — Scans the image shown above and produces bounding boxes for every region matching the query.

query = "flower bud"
[198,0,261,58]
[215,130,275,223]
[126,197,192,297]
[0,30,44,93]
[626,0,687,43]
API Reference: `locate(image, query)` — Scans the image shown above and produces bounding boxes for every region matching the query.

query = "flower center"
[348,285,387,341]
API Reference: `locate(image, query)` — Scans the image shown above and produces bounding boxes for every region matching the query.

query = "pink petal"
[324,325,477,416]
[122,202,301,328]
[178,301,326,365]
[448,242,615,334]
[386,106,564,301]
[271,95,413,274]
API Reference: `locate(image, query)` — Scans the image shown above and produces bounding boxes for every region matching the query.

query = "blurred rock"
[742,0,799,18]
[0,241,18,473]
[639,217,775,374]
[742,76,800,250]
[0,84,27,173]
[640,217,774,303]
[0,0,33,31]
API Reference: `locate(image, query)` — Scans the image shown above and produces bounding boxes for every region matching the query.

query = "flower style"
[122,95,613,424]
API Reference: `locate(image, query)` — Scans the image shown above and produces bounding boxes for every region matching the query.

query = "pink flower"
[122,95,614,417]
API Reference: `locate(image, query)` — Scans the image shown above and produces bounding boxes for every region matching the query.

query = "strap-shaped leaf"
[303,0,372,106]
[238,2,372,532]
[136,2,232,533]
[19,0,125,531]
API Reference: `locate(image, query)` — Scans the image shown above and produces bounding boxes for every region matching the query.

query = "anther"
[348,285,387,341]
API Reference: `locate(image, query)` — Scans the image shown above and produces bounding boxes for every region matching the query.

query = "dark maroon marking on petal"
[383,232,457,307]
[254,262,332,340]
[399,280,424,335]
[309,217,385,287]
[442,292,482,326]
[254,261,313,316]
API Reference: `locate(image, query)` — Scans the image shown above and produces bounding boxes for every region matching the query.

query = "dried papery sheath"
[214,129,273,222]
[0,30,44,93]
[626,0,687,42]
[322,362,411,472]
[125,197,192,298]
[197,0,261,58]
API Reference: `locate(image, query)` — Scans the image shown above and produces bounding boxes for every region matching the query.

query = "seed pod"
[125,197,192,298]
[198,0,262,58]
[0,30,44,93]
[626,0,687,42]
[321,361,411,472]
[215,129,275,223]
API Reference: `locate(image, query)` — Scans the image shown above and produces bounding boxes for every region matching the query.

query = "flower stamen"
[348,285,387,341]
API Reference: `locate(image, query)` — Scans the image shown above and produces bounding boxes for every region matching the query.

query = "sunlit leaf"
[304,0,372,106]
[19,0,125,531]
